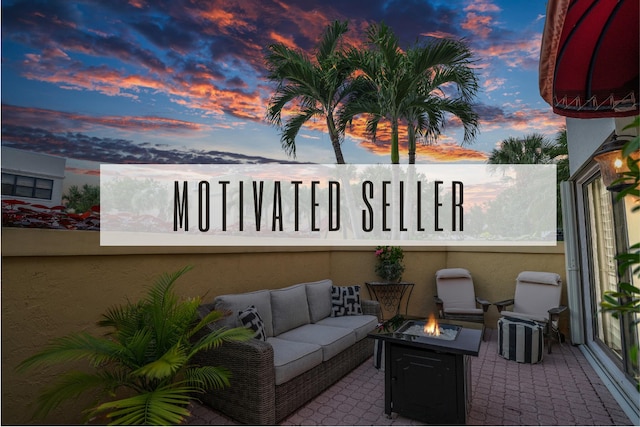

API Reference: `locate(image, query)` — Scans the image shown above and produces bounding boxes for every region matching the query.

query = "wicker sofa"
[193,279,380,425]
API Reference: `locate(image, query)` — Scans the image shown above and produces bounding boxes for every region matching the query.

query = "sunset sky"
[1,0,565,187]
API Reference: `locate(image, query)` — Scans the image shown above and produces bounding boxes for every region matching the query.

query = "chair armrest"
[548,305,567,315]
[434,296,444,317]
[548,305,568,323]
[362,299,381,320]
[494,298,515,313]
[476,297,491,312]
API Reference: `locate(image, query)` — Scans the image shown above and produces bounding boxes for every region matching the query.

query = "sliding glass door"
[580,172,639,389]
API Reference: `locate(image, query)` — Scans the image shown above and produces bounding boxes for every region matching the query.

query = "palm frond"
[91,385,197,425]
[189,326,254,357]
[146,265,192,309]
[132,344,188,380]
[316,20,349,63]
[98,301,144,338]
[32,370,129,420]
[17,332,122,372]
[185,365,232,391]
[281,109,318,157]
[187,309,225,339]
[119,328,155,368]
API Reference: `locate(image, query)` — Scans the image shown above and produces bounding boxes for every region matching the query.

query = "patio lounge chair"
[494,271,567,353]
[434,268,490,337]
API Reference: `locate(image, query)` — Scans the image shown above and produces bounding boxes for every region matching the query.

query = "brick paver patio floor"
[188,328,633,425]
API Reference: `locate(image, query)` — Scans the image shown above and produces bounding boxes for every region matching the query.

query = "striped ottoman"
[498,316,544,363]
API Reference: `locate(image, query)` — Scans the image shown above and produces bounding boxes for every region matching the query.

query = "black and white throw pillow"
[331,285,363,317]
[238,305,266,341]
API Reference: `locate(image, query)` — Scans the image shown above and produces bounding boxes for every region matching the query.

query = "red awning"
[540,0,639,118]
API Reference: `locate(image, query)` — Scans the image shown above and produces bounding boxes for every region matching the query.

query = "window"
[1,173,54,200]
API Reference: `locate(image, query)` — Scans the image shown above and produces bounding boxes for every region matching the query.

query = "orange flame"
[424,313,440,336]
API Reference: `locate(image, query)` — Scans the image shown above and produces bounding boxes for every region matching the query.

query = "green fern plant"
[17,266,253,425]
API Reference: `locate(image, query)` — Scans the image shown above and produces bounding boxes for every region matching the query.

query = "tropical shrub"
[17,266,253,425]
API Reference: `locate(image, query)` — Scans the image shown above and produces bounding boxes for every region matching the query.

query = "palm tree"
[488,131,569,237]
[404,40,479,164]
[487,133,555,164]
[343,23,479,164]
[265,20,355,164]
[550,127,570,182]
[18,266,253,425]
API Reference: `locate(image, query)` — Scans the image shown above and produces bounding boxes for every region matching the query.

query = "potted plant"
[374,245,405,282]
[17,266,253,425]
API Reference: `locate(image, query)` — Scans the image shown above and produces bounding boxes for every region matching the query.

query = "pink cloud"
[483,77,506,92]
[474,35,541,69]
[464,1,501,13]
[461,12,493,39]
[421,31,459,40]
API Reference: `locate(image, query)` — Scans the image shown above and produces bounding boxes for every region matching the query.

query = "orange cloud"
[462,12,493,39]
[268,31,298,51]
[356,139,488,163]
[416,143,488,162]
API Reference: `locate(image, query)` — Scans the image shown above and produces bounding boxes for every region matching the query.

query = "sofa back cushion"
[213,290,274,337]
[271,284,311,335]
[304,279,333,323]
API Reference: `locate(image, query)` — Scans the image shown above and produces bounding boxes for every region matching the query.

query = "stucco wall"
[1,228,566,425]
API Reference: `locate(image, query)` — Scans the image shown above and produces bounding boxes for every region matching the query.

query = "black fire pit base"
[369,320,482,425]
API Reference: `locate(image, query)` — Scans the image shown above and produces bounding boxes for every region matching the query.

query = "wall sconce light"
[593,133,638,192]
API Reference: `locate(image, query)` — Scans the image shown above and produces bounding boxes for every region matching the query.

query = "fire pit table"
[368,317,483,425]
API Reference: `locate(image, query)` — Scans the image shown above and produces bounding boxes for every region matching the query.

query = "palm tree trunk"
[326,115,346,164]
[408,125,416,164]
[391,119,400,164]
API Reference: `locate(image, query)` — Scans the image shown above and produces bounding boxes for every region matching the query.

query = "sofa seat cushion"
[316,315,378,341]
[277,324,356,362]
[267,337,323,386]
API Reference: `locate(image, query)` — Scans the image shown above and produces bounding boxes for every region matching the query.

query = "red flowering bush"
[374,245,405,281]
[2,199,100,230]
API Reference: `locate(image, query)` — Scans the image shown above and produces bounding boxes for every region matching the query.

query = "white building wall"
[566,118,615,175]
[1,147,67,206]
[566,116,638,175]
